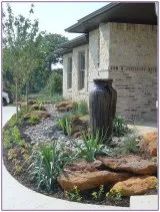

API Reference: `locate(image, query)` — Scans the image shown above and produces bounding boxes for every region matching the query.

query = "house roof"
[56,34,89,54]
[59,34,88,49]
[59,2,157,55]
[65,2,157,33]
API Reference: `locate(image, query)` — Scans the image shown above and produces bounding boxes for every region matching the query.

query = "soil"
[3,144,131,207]
[2,104,157,208]
[3,152,130,207]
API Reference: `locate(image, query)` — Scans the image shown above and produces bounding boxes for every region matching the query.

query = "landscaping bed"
[3,100,157,208]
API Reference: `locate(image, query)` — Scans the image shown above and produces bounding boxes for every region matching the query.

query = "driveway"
[2,106,16,127]
[2,106,157,210]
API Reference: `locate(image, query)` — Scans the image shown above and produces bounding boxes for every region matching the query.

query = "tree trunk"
[26,82,29,111]
[15,80,18,120]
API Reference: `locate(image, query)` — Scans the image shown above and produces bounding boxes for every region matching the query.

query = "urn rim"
[93,79,113,84]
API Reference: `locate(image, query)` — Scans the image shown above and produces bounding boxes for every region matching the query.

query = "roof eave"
[65,2,157,33]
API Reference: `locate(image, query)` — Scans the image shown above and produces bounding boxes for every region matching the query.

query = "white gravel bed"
[23,104,83,149]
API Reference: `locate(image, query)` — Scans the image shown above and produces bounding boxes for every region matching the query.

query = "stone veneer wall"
[88,24,110,93]
[63,52,72,100]
[63,44,89,102]
[108,23,157,122]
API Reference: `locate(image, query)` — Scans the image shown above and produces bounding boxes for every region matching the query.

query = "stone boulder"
[109,176,157,196]
[139,131,157,157]
[72,131,81,138]
[33,111,50,119]
[19,101,27,108]
[58,170,131,191]
[30,104,46,111]
[28,100,37,105]
[24,110,50,121]
[71,115,89,138]
[55,101,75,112]
[98,155,157,175]
[78,115,89,124]
[64,160,102,172]
[19,100,37,108]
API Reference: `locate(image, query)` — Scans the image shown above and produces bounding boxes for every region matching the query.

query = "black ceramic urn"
[89,79,117,143]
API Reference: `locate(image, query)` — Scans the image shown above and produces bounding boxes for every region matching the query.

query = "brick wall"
[108,23,157,122]
[63,22,157,122]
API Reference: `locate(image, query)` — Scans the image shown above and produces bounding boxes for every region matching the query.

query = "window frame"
[78,51,85,90]
[67,57,72,89]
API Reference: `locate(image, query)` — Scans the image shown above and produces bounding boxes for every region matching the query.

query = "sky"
[2,2,108,40]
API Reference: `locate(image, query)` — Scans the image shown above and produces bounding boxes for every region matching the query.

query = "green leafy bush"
[36,93,63,104]
[65,186,82,202]
[73,101,88,115]
[3,126,25,149]
[113,115,129,137]
[106,190,122,201]
[27,114,40,125]
[76,131,107,162]
[92,185,104,201]
[7,114,19,127]
[42,72,62,96]
[7,107,27,128]
[29,142,75,192]
[57,115,72,136]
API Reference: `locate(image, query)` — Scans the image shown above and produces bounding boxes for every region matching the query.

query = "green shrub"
[7,148,18,160]
[37,93,63,104]
[13,159,23,175]
[65,186,82,202]
[113,115,129,137]
[7,107,27,128]
[3,126,25,149]
[92,185,104,201]
[42,72,62,96]
[29,142,75,192]
[7,114,18,127]
[120,133,139,154]
[106,190,123,201]
[73,101,88,115]
[57,115,72,136]
[27,114,40,125]
[76,131,108,162]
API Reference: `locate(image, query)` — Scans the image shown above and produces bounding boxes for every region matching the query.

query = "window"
[67,57,72,89]
[97,29,100,67]
[78,51,85,90]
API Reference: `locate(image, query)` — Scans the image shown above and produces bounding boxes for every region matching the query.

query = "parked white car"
[2,91,10,106]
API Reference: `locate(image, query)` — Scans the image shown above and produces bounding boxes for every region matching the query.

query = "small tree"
[2,4,40,115]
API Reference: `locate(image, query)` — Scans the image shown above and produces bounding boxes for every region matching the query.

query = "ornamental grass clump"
[73,101,88,116]
[120,133,140,154]
[76,130,109,162]
[113,115,129,137]
[27,113,40,125]
[57,115,72,136]
[29,142,75,192]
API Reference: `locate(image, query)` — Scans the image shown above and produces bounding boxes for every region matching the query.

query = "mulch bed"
[2,104,157,208]
[3,135,130,207]
[3,152,130,207]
